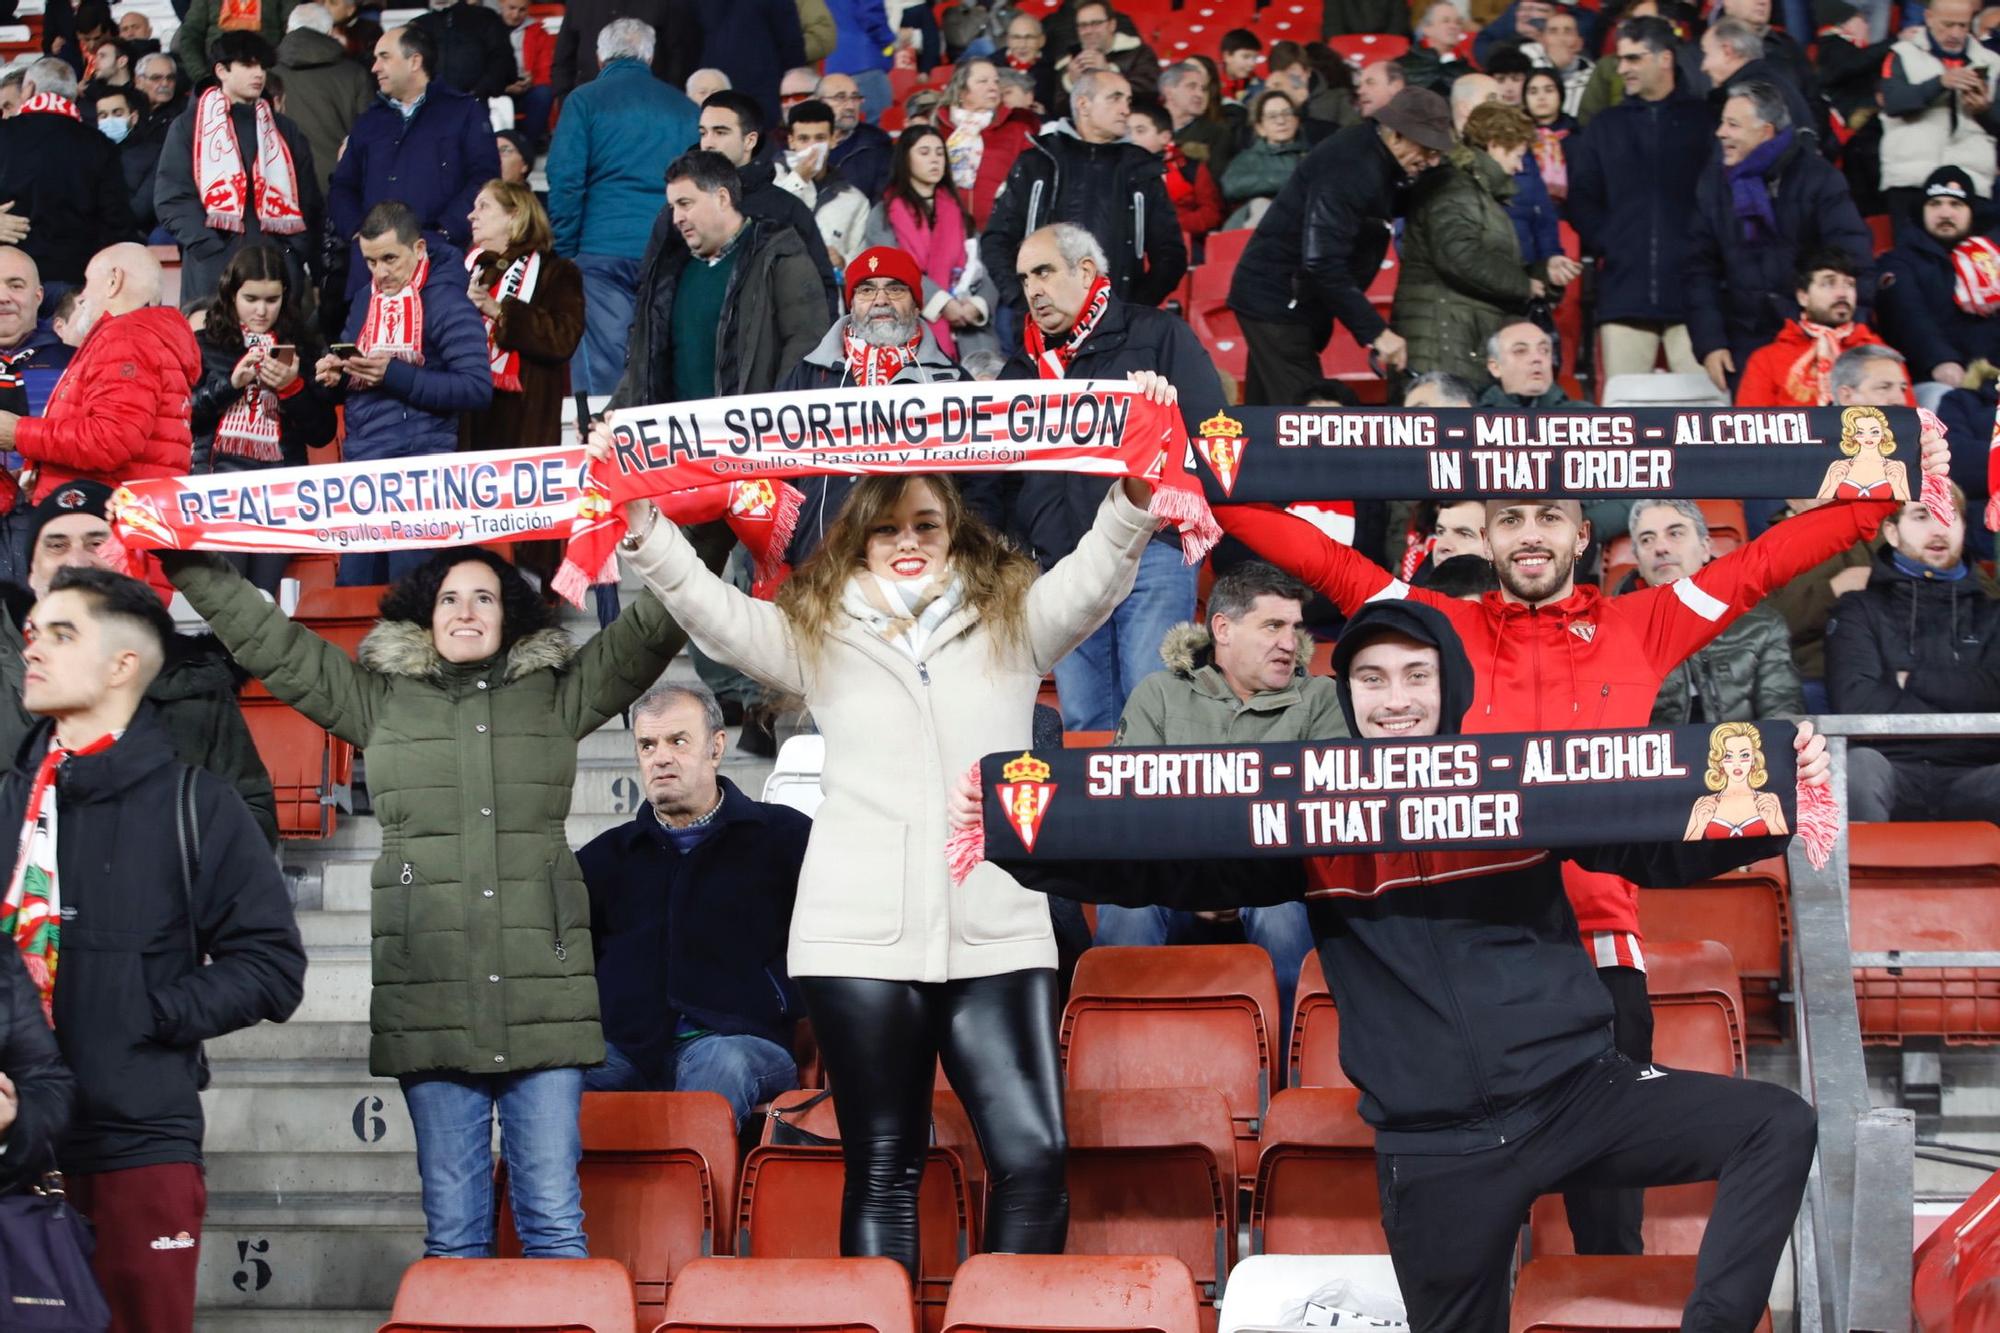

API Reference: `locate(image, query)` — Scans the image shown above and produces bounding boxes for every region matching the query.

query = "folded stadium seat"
[1598,372,1730,409]
[240,698,351,838]
[1636,854,1788,1042]
[1915,1168,2000,1329]
[1849,821,2000,1044]
[1522,1183,1718,1258]
[1064,730,1116,748]
[1288,951,1353,1089]
[1257,0,1323,39]
[1188,232,1254,386]
[1218,1255,1403,1333]
[656,1257,917,1333]
[764,1084,987,1242]
[738,1089,976,1333]
[1247,1086,1384,1256]
[1064,1087,1238,1322]
[496,1093,740,1328]
[1062,943,1281,1181]
[1323,32,1409,69]
[379,1257,638,1333]
[1508,1256,1772,1332]
[1600,533,1636,592]
[1695,499,1747,555]
[1644,939,1746,1077]
[940,1254,1203,1333]
[762,734,828,818]
[284,552,339,599]
[1868,214,1895,256]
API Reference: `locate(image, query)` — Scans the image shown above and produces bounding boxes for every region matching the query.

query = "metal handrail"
[1786,714,2000,1333]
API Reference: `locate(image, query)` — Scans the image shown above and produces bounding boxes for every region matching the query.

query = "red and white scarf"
[1779,318,1854,406]
[358,254,429,367]
[842,324,919,386]
[1024,274,1110,377]
[16,92,80,120]
[215,332,284,464]
[1953,235,2000,316]
[193,87,305,237]
[2,733,118,1024]
[467,248,541,393]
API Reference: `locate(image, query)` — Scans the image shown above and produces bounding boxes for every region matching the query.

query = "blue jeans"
[583,1035,797,1124]
[571,254,642,397]
[399,1067,586,1258]
[1093,901,1314,1059]
[854,68,893,122]
[1051,539,1199,730]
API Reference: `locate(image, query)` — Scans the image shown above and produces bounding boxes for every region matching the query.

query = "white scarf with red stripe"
[193,88,305,237]
[358,254,429,367]
[841,323,919,386]
[467,248,541,393]
[214,332,284,464]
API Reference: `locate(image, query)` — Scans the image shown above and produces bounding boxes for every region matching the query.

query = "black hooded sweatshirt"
[1014,600,1787,1154]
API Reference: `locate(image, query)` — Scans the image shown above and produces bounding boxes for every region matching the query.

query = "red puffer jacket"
[1216,497,1896,941]
[15,306,202,501]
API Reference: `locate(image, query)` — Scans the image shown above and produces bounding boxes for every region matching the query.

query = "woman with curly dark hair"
[189,244,337,592]
[162,541,704,1260]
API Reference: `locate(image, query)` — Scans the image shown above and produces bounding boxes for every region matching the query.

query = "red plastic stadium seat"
[1695,499,1747,554]
[1849,822,2000,1043]
[498,1093,739,1327]
[1509,1256,1771,1332]
[1646,940,1746,1076]
[241,697,350,838]
[940,1254,1202,1333]
[1289,951,1353,1089]
[739,1090,976,1331]
[1524,1184,1718,1257]
[1186,230,1256,386]
[1916,1169,2000,1329]
[1636,855,1788,1042]
[1064,730,1116,748]
[1062,944,1280,1180]
[1867,214,1895,256]
[655,1258,917,1333]
[1064,1087,1237,1318]
[380,1258,637,1333]
[1249,1087,1385,1255]
[1323,32,1409,68]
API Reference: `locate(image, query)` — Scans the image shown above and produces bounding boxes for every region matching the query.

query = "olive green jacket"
[1393,147,1537,389]
[170,555,689,1078]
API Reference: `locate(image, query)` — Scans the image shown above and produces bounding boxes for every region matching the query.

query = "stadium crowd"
[0,0,1996,1326]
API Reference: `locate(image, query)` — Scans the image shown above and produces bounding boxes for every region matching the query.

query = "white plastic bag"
[1283,1276,1410,1330]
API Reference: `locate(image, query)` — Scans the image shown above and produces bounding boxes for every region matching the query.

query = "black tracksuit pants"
[1564,963,1655,1252]
[1376,1052,1817,1333]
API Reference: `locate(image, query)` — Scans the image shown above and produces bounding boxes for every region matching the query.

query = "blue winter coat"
[579,777,809,1081]
[547,59,700,260]
[1507,157,1561,265]
[826,0,895,76]
[1879,229,2000,380]
[698,0,808,124]
[1682,135,1873,364]
[327,85,501,296]
[1565,87,1715,323]
[333,241,493,460]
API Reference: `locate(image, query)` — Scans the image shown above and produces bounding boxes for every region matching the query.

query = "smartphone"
[329,343,361,359]
[270,344,298,366]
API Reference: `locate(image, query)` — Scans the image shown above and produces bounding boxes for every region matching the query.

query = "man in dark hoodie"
[978,598,1822,1333]
[1828,484,2000,821]
[0,481,278,847]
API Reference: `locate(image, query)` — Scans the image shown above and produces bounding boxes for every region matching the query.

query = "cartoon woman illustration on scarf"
[1683,721,1789,840]
[1815,405,1910,503]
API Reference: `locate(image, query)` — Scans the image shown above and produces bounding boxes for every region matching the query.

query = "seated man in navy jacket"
[578,682,809,1121]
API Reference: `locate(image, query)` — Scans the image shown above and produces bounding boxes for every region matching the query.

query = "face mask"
[99,115,132,143]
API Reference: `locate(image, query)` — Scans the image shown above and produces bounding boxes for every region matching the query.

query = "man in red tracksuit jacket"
[1215,421,1943,1250]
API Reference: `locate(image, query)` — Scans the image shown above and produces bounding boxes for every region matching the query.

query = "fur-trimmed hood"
[357,620,577,684]
[1159,620,1318,679]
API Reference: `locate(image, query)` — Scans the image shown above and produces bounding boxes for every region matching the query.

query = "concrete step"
[300,911,372,949]
[198,1310,384,1332]
[204,1150,420,1199]
[196,1194,424,1313]
[202,1081,408,1157]
[207,1018,370,1065]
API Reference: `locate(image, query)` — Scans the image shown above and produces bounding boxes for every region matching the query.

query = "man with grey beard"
[771,244,998,564]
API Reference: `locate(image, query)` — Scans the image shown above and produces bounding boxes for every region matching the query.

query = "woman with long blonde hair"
[1816,404,1910,503]
[590,390,1168,1280]
[1683,721,1789,839]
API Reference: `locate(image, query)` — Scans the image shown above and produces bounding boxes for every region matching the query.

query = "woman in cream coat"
[593,386,1168,1279]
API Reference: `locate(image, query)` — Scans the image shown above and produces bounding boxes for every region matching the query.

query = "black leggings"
[798,970,1069,1279]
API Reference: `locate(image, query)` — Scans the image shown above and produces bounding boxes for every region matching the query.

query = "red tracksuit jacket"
[1215,498,1895,943]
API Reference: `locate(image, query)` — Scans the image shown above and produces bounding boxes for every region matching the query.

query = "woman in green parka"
[1390,100,1551,391]
[1221,90,1312,229]
[161,544,698,1260]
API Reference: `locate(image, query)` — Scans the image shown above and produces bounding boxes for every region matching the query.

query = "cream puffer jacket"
[625,485,1155,982]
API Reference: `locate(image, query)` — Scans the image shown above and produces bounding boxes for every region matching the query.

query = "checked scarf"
[843,572,966,662]
[2,733,117,1024]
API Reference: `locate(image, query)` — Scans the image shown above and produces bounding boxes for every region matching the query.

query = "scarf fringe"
[1150,485,1222,563]
[752,482,801,591]
[946,762,985,886]
[1923,468,1959,530]
[1796,774,1839,871]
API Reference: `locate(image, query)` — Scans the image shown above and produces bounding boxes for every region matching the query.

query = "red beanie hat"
[844,246,927,309]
